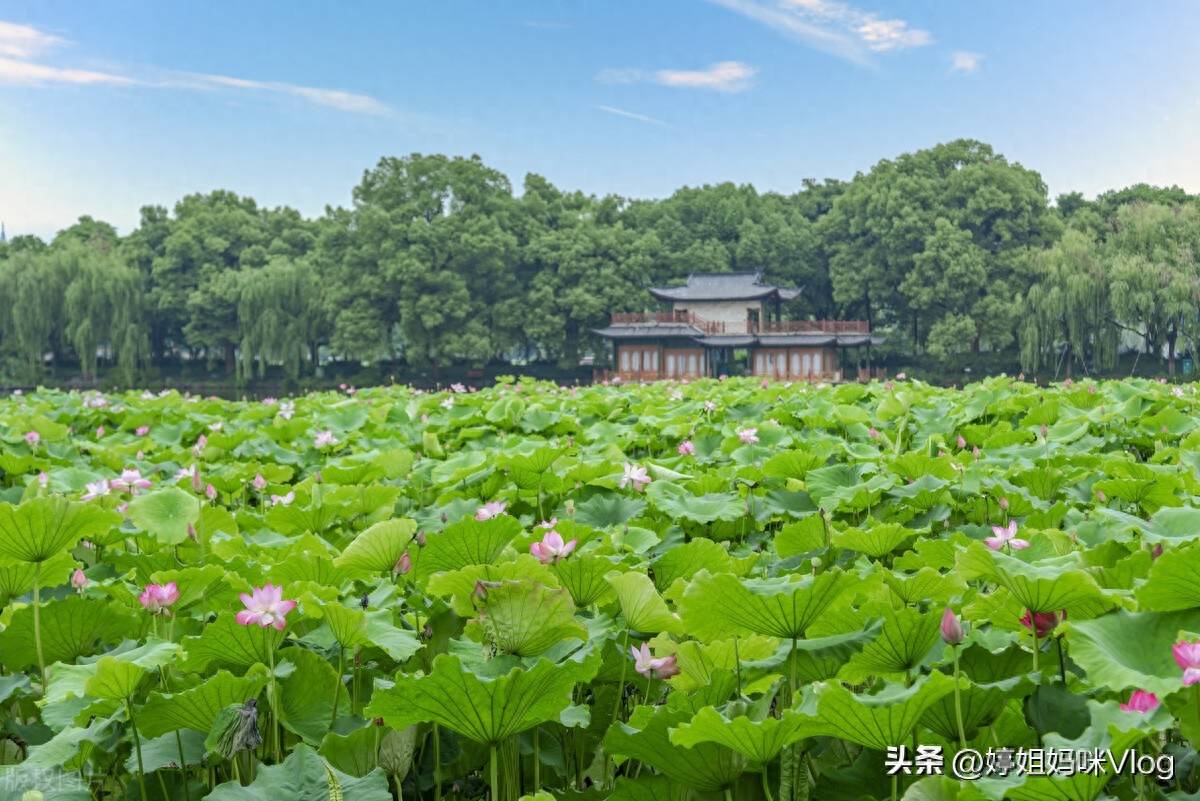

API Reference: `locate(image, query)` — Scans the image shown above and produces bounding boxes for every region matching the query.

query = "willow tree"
[1019,229,1117,378]
[0,249,65,378]
[1107,203,1200,375]
[58,244,149,383]
[237,257,326,381]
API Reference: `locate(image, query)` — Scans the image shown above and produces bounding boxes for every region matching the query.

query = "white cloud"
[0,19,388,115]
[0,20,66,58]
[709,0,932,63]
[0,56,134,86]
[656,61,757,92]
[949,50,983,74]
[597,61,758,93]
[595,105,667,126]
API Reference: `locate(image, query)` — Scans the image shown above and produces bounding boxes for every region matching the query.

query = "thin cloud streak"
[597,61,758,93]
[0,20,66,58]
[0,19,389,115]
[595,105,668,126]
[709,0,933,65]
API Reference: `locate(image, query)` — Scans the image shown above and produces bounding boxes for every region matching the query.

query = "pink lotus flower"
[262,397,277,406]
[956,435,967,449]
[972,446,981,458]
[193,434,207,455]
[269,491,295,507]
[619,463,651,491]
[530,529,577,564]
[998,497,1009,510]
[895,372,907,380]
[450,383,467,393]
[940,608,964,645]
[314,430,338,448]
[538,517,558,530]
[867,427,880,439]
[278,401,295,420]
[630,643,680,680]
[986,521,1029,551]
[205,483,217,501]
[394,552,412,574]
[738,428,759,444]
[236,584,296,630]
[1020,609,1064,638]
[24,431,40,446]
[139,582,180,615]
[677,440,695,456]
[252,473,268,491]
[703,400,717,412]
[37,472,48,488]
[208,422,223,432]
[175,464,198,482]
[475,500,507,521]
[1119,690,1159,713]
[110,468,152,495]
[1152,543,1164,560]
[1173,641,1200,686]
[71,568,88,592]
[96,426,105,437]
[135,426,150,436]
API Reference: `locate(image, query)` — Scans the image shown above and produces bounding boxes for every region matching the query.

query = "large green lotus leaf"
[678,570,854,641]
[669,705,810,763]
[794,671,958,749]
[607,571,683,634]
[1137,543,1200,611]
[128,487,201,545]
[762,449,828,480]
[1001,701,1156,801]
[138,666,271,738]
[774,515,827,559]
[0,716,114,796]
[840,606,941,681]
[204,743,391,801]
[334,518,416,575]
[148,563,242,610]
[415,515,522,579]
[0,550,75,604]
[323,602,368,649]
[574,493,646,528]
[278,646,348,745]
[805,464,894,512]
[466,581,586,656]
[0,595,136,670]
[83,656,147,700]
[920,673,1036,742]
[45,639,180,705]
[955,542,1109,614]
[883,567,964,606]
[426,555,559,616]
[553,554,617,607]
[832,522,918,558]
[364,651,600,745]
[0,497,120,564]
[604,704,744,791]
[1142,506,1200,545]
[1063,609,1200,695]
[375,725,418,781]
[652,538,737,591]
[607,776,689,801]
[266,499,350,536]
[887,474,952,510]
[179,612,285,673]
[645,482,744,524]
[318,725,395,778]
[123,729,206,774]
[670,636,781,693]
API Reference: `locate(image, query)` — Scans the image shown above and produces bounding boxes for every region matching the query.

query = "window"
[813,352,823,375]
[802,354,811,376]
[666,353,677,377]
[631,350,641,372]
[687,353,698,375]
[755,353,765,374]
[790,352,800,376]
[620,349,630,371]
[649,350,658,371]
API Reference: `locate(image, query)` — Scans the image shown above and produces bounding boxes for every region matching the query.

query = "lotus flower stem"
[489,742,499,801]
[126,698,148,800]
[331,646,344,725]
[32,574,47,694]
[267,647,281,762]
[951,646,967,749]
[1030,618,1039,674]
[1055,638,1067,683]
[760,766,775,801]
[532,727,540,790]
[433,723,442,801]
[175,729,192,801]
[611,630,630,724]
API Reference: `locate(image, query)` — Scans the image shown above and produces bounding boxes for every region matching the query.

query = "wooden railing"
[610,312,870,335]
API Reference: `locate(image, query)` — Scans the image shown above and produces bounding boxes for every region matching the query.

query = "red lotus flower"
[1020,609,1064,638]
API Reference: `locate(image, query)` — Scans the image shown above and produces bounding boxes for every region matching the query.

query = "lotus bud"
[191,468,203,494]
[940,608,964,645]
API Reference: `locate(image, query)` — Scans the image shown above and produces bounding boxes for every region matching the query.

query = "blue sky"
[2,1,1198,238]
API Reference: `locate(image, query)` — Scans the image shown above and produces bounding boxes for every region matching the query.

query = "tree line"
[1,138,1198,385]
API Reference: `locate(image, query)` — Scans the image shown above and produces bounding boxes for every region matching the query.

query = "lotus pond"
[2,377,1200,801]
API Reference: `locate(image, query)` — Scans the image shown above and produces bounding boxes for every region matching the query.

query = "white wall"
[675,300,763,329]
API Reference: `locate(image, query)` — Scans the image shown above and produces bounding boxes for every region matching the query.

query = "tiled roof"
[648,271,802,302]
